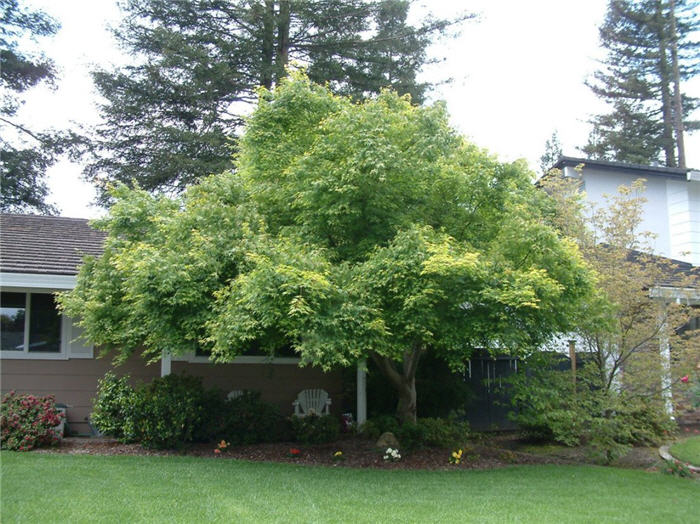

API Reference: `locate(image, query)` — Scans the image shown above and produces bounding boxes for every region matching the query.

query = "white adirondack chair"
[293,389,332,417]
[227,389,244,400]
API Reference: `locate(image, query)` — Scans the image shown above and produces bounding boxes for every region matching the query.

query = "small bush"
[219,391,283,445]
[415,417,470,448]
[91,372,225,449]
[1,391,64,451]
[134,374,220,449]
[360,415,469,450]
[290,414,339,444]
[91,372,139,442]
[507,356,676,462]
[359,415,400,440]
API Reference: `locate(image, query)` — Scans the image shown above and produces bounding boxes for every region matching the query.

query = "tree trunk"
[655,3,677,167]
[669,0,686,168]
[371,345,424,423]
[275,0,290,85]
[261,0,276,89]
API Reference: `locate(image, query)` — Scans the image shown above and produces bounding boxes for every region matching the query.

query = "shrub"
[1,391,64,451]
[290,414,339,444]
[507,356,676,462]
[91,372,139,442]
[134,374,221,449]
[414,417,470,448]
[91,372,225,449]
[359,415,400,440]
[218,391,283,445]
[360,415,469,450]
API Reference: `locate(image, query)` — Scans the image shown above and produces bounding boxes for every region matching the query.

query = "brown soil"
[34,433,664,471]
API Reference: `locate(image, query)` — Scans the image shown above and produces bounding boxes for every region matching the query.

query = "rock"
[376,431,400,449]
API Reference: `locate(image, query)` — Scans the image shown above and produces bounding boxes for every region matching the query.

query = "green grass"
[670,436,700,466]
[1,453,697,523]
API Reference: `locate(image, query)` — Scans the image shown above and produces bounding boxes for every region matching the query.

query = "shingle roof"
[0,214,106,275]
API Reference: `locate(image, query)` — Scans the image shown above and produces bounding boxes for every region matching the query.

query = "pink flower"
[680,375,689,383]
[214,449,221,454]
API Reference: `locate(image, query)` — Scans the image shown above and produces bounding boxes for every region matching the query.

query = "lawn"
[670,436,700,466]
[1,454,698,523]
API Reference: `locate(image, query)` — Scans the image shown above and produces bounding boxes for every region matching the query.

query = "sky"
[17,0,700,219]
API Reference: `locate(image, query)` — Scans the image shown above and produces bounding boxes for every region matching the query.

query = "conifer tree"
[0,0,77,214]
[83,0,472,201]
[583,0,699,167]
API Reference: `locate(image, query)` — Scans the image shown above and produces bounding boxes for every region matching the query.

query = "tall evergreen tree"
[0,0,76,214]
[583,0,699,167]
[84,0,472,201]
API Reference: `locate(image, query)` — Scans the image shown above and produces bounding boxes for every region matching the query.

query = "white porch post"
[658,305,673,417]
[161,351,172,377]
[356,359,367,426]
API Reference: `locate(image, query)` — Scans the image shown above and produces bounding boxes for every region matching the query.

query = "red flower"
[214,449,221,454]
[680,375,689,383]
[289,448,300,455]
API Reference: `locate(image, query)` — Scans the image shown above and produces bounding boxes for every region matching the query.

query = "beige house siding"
[172,361,342,416]
[1,355,343,435]
[0,352,159,434]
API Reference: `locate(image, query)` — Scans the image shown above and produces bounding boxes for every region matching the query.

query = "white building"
[553,156,700,266]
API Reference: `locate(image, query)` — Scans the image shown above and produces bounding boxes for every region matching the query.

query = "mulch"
[33,434,663,471]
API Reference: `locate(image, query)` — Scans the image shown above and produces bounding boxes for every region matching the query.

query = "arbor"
[84,0,471,202]
[583,0,699,167]
[61,75,593,422]
[0,0,76,214]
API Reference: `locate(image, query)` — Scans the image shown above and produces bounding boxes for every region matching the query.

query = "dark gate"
[462,354,519,431]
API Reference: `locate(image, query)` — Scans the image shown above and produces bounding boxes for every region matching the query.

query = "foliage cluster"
[0,0,81,214]
[289,413,339,445]
[360,415,469,450]
[83,0,471,200]
[508,354,677,463]
[584,0,699,167]
[62,74,594,423]
[92,372,222,449]
[0,391,63,451]
[219,391,284,445]
[93,373,315,448]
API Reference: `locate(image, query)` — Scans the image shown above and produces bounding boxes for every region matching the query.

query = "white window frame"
[1,287,68,360]
[0,282,93,361]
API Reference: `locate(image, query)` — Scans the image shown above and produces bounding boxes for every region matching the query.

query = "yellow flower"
[334,451,343,457]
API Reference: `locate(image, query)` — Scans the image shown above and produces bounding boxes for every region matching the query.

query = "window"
[1,291,62,353]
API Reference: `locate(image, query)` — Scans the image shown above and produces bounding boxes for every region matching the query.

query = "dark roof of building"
[552,156,695,182]
[0,214,106,275]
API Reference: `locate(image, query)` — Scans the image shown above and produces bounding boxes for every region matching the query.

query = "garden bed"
[35,433,662,471]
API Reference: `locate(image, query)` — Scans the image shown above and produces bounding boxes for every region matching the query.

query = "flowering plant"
[449,448,463,465]
[383,447,401,462]
[0,391,64,451]
[214,440,230,455]
[289,447,301,457]
[332,450,344,462]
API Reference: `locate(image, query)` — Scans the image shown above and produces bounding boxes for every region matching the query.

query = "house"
[550,157,699,419]
[0,214,342,435]
[552,156,700,266]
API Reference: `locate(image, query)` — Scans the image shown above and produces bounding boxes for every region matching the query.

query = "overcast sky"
[19,0,700,218]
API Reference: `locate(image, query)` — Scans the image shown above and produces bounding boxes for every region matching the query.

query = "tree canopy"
[83,0,472,202]
[583,0,699,167]
[0,0,77,214]
[62,74,594,421]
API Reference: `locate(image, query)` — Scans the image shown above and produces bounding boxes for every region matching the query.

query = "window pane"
[1,292,26,351]
[28,293,61,353]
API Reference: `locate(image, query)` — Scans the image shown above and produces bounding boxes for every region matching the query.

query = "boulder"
[376,431,400,449]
